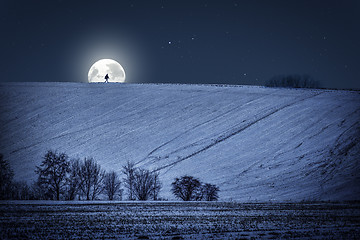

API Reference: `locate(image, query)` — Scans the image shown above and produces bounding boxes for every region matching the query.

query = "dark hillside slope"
[0,82,359,201]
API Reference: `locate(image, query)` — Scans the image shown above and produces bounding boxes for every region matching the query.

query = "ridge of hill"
[0,82,359,201]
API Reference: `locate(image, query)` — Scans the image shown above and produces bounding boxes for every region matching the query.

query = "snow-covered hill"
[0,82,359,201]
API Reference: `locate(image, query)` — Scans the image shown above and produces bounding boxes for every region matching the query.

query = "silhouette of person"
[104,74,109,83]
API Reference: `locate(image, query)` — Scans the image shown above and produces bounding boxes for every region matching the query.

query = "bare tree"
[35,150,70,200]
[78,157,105,200]
[78,158,92,200]
[122,161,136,200]
[66,159,82,200]
[104,171,121,200]
[152,171,162,200]
[0,154,14,200]
[91,166,105,201]
[171,175,201,201]
[201,183,219,201]
[133,168,154,200]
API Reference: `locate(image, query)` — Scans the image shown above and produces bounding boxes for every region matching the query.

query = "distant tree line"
[0,151,123,201]
[0,151,160,201]
[1,151,219,201]
[33,151,163,201]
[265,74,320,89]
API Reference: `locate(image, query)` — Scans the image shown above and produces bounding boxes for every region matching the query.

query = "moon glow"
[88,59,126,83]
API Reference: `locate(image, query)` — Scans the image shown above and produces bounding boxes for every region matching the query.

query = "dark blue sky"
[2,0,359,89]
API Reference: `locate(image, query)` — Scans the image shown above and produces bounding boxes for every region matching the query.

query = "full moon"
[88,59,126,83]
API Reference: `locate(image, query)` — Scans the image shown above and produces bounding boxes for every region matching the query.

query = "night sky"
[2,0,359,89]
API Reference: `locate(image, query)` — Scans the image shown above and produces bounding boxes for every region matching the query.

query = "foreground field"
[0,201,359,239]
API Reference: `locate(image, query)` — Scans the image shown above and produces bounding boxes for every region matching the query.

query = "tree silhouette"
[133,168,154,200]
[35,150,70,200]
[78,157,105,200]
[171,175,201,201]
[152,171,162,200]
[0,154,14,200]
[104,171,121,200]
[201,183,219,201]
[123,161,136,200]
[66,159,82,200]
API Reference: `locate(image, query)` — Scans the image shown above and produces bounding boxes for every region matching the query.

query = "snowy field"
[0,82,359,201]
[0,201,359,239]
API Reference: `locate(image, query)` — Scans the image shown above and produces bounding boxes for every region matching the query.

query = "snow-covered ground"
[0,82,359,201]
[1,201,359,239]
